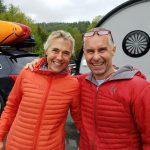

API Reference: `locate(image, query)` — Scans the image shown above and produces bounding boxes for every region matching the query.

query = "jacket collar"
[85,65,145,85]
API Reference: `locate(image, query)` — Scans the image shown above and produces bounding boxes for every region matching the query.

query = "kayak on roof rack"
[0,20,32,46]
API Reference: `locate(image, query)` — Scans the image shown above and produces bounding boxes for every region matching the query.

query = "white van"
[78,0,150,80]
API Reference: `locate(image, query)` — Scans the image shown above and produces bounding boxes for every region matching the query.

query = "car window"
[10,56,39,74]
[0,55,12,76]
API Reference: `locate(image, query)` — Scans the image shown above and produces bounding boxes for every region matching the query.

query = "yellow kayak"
[0,20,24,45]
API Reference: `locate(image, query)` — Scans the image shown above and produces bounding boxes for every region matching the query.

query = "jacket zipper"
[32,77,52,149]
[92,86,99,150]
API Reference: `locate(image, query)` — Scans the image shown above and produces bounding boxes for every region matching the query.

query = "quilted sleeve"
[133,84,150,150]
[0,69,25,141]
[70,82,81,131]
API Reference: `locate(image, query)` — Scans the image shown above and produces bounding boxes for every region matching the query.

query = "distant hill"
[36,21,90,33]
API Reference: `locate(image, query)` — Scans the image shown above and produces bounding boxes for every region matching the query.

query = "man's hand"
[24,58,40,71]
[0,141,4,150]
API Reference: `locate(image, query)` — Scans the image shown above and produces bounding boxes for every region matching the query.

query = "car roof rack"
[0,46,38,59]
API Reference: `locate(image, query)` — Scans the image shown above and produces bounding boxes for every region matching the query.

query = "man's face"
[83,34,116,79]
[45,38,72,73]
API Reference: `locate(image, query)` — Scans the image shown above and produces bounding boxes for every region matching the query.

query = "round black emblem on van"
[122,30,150,57]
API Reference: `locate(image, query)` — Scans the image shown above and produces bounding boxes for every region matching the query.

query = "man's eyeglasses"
[83,30,111,37]
[83,29,114,43]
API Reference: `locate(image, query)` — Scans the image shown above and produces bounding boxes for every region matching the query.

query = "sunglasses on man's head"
[83,30,111,37]
[83,30,113,42]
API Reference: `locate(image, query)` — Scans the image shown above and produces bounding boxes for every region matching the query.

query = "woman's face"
[45,38,72,73]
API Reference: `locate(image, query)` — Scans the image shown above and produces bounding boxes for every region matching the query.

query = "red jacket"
[78,65,150,150]
[0,58,81,150]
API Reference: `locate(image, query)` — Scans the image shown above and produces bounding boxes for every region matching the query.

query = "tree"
[64,27,82,60]
[0,0,6,13]
[87,15,103,31]
[37,25,48,43]
[1,4,33,24]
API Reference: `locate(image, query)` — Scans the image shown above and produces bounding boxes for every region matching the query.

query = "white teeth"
[54,62,61,65]
[93,63,103,66]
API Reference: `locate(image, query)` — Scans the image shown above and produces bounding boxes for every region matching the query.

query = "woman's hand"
[24,58,40,71]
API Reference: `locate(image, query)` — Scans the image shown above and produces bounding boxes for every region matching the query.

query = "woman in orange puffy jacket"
[0,30,81,150]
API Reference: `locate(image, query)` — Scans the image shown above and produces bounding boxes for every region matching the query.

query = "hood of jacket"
[86,65,146,85]
[109,65,146,80]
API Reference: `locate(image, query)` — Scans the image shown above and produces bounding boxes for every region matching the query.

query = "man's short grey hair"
[44,30,75,54]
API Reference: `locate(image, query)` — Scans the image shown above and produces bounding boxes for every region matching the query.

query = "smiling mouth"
[92,62,104,66]
[53,61,63,66]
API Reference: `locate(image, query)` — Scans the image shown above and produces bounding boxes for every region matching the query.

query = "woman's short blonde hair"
[44,30,75,54]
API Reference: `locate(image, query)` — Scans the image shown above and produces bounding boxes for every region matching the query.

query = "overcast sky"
[3,0,128,23]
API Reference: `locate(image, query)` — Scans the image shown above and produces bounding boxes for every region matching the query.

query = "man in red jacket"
[24,27,150,150]
[78,27,150,150]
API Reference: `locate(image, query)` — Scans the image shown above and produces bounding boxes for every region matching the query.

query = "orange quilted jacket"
[0,58,81,150]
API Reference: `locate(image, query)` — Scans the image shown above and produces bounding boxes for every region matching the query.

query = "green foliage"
[0,0,102,59]
[63,26,82,59]
[37,21,90,34]
[5,5,33,23]
[87,15,103,31]
[0,0,6,13]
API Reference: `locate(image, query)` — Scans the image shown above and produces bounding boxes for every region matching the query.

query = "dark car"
[68,63,76,75]
[0,46,39,113]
